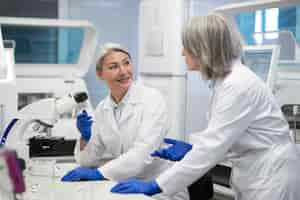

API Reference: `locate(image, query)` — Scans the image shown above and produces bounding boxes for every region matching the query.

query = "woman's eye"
[124,60,130,65]
[109,64,118,70]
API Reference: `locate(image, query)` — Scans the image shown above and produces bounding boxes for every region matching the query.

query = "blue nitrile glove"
[61,167,104,182]
[151,138,192,161]
[76,110,93,142]
[111,178,162,196]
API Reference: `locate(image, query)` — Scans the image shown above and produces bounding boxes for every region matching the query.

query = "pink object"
[2,150,25,193]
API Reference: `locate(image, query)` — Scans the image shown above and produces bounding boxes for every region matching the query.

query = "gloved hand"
[151,138,192,161]
[61,167,104,182]
[76,110,93,142]
[111,178,161,196]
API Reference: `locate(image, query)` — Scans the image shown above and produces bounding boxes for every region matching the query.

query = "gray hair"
[96,42,131,71]
[182,13,243,80]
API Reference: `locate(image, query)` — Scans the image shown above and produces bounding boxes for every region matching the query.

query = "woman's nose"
[119,64,126,74]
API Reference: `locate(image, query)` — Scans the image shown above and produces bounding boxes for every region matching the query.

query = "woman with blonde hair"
[62,42,189,200]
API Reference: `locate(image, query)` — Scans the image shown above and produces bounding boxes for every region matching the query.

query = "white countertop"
[21,165,154,200]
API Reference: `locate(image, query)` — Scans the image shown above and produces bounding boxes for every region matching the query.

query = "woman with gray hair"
[111,14,300,200]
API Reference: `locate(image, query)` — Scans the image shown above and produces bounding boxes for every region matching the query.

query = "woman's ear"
[96,69,104,80]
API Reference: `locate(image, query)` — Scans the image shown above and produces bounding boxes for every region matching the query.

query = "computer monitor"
[242,45,280,90]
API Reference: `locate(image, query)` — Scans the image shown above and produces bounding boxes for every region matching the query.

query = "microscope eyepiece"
[74,92,88,103]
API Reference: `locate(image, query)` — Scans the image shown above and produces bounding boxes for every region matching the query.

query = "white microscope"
[0,16,156,200]
[0,17,97,178]
[0,25,25,200]
[1,91,89,161]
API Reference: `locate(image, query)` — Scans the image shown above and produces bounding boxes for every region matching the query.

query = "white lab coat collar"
[102,82,142,110]
[108,87,130,109]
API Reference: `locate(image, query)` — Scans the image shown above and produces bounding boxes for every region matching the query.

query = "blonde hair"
[96,42,131,71]
[182,13,243,80]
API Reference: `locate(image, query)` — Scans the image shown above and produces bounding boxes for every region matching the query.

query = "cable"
[293,105,299,143]
[0,118,19,146]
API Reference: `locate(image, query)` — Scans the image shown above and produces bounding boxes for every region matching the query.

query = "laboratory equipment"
[0,24,25,200]
[1,91,88,155]
[0,91,88,179]
[242,45,280,91]
[0,17,96,139]
[0,16,157,200]
[0,148,25,200]
[0,28,17,140]
[0,16,96,156]
[0,16,97,179]
[275,63,300,144]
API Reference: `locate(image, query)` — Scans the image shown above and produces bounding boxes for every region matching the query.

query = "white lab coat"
[74,82,189,200]
[156,59,300,200]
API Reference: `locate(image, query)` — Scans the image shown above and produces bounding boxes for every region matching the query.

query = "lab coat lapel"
[118,83,141,126]
[102,95,120,134]
[102,97,122,155]
[107,107,120,133]
[118,104,134,126]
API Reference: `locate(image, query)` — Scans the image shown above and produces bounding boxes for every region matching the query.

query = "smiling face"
[96,50,133,101]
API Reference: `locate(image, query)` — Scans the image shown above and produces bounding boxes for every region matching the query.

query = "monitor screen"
[243,50,273,82]
[2,25,84,64]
